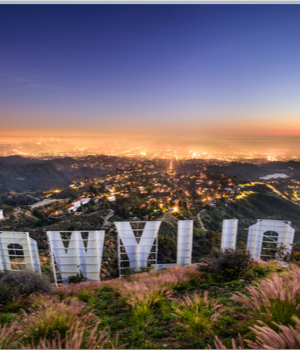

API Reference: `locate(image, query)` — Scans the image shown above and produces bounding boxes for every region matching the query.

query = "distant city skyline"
[1,4,300,144]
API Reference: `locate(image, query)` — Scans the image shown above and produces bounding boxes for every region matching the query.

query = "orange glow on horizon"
[1,112,300,139]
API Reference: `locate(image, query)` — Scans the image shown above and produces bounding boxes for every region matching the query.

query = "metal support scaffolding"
[115,221,161,277]
[47,231,105,286]
[0,231,40,272]
[247,220,295,260]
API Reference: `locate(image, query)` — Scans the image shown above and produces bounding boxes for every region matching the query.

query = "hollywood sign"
[0,219,295,285]
[0,220,193,285]
[221,218,295,259]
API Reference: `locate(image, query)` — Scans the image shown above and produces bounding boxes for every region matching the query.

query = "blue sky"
[1,4,300,138]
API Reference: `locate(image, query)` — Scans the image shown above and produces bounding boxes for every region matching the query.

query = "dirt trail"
[102,209,114,227]
[197,209,207,231]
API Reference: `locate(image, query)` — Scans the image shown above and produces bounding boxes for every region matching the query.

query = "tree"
[0,204,14,216]
[32,208,46,220]
[89,185,100,196]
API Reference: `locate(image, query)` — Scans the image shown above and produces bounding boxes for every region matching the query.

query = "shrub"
[0,282,19,303]
[0,269,52,302]
[199,248,254,282]
[244,259,281,280]
[68,273,86,284]
[233,264,300,329]
[290,250,300,264]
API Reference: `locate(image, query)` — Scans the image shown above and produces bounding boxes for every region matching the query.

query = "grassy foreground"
[1,260,300,349]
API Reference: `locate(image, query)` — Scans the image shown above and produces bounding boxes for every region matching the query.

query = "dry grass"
[51,280,117,299]
[130,264,202,283]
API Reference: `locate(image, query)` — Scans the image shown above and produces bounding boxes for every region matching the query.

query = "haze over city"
[2,135,300,162]
[1,4,300,154]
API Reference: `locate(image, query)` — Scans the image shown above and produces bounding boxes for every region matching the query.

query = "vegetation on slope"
[2,250,300,349]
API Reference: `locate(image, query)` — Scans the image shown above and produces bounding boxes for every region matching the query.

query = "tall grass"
[0,323,22,349]
[211,317,300,349]
[172,291,226,340]
[233,264,300,328]
[247,316,300,349]
[115,265,202,318]
[23,322,125,349]
[0,321,124,349]
[117,280,172,318]
[20,295,99,344]
[51,280,116,299]
[0,291,126,349]
[211,334,245,349]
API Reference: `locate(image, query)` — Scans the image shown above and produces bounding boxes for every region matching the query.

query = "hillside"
[0,155,42,165]
[199,183,300,243]
[0,162,70,193]
[207,161,300,182]
[0,156,112,194]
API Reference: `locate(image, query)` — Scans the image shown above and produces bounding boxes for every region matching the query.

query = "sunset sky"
[1,4,300,140]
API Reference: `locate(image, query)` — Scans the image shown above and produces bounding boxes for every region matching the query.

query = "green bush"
[199,248,254,282]
[244,260,281,280]
[68,273,86,284]
[0,269,52,302]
